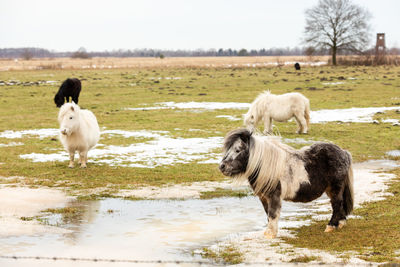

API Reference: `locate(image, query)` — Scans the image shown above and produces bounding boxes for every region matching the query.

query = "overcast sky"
[1,0,399,51]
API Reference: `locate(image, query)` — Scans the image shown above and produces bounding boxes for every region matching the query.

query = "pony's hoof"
[80,165,87,168]
[338,220,346,229]
[324,225,336,232]
[68,164,74,168]
[264,230,277,239]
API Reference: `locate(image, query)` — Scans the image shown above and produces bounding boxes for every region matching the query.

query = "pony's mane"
[255,90,274,101]
[248,90,275,121]
[222,128,251,152]
[58,102,80,122]
[236,133,289,195]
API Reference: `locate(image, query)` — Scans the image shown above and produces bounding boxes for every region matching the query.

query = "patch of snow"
[101,129,167,139]
[216,115,242,121]
[386,150,400,157]
[0,128,59,139]
[126,101,250,111]
[149,77,182,80]
[221,61,327,68]
[311,107,400,123]
[0,142,24,147]
[321,81,345,85]
[382,118,400,124]
[20,130,223,168]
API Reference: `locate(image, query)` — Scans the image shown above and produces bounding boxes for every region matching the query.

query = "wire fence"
[0,255,377,266]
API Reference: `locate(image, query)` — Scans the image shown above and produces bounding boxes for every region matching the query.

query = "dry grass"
[334,55,400,66]
[0,56,329,71]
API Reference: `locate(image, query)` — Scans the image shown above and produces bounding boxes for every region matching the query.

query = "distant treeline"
[1,47,399,59]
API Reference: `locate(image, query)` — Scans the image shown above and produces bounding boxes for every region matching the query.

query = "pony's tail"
[304,100,311,128]
[343,161,354,216]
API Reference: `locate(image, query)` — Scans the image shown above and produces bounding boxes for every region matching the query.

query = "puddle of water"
[0,197,320,266]
[0,160,398,266]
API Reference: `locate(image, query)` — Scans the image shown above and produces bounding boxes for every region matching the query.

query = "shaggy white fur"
[244,91,310,134]
[58,102,100,168]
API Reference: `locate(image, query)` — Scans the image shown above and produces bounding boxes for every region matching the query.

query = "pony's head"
[244,107,258,131]
[54,91,65,108]
[219,128,252,177]
[220,127,288,195]
[58,102,80,136]
[244,91,272,130]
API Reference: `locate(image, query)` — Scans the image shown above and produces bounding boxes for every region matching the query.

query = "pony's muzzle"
[219,162,226,172]
[61,129,68,135]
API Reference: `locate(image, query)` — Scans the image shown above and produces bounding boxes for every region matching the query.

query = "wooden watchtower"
[375,33,386,56]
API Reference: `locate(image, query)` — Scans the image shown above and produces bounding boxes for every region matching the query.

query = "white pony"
[58,102,100,168]
[244,91,310,134]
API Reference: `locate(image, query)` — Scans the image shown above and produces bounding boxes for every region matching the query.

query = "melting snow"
[321,81,345,85]
[0,128,59,139]
[0,142,23,147]
[126,101,251,111]
[386,150,400,157]
[215,115,242,121]
[149,77,182,80]
[19,130,223,168]
[125,102,400,125]
[311,107,400,123]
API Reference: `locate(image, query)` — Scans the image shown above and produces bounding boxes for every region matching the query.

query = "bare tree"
[21,48,33,60]
[304,0,371,65]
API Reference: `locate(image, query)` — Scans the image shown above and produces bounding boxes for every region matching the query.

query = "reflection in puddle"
[0,197,322,266]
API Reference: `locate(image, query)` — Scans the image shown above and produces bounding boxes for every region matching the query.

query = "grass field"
[1,64,400,192]
[0,55,329,71]
[1,59,400,263]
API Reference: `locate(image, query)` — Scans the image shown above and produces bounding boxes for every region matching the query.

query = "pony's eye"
[251,115,254,119]
[235,149,240,153]
[69,117,73,119]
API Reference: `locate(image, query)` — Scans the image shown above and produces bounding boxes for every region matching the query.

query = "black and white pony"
[54,78,82,108]
[219,129,354,238]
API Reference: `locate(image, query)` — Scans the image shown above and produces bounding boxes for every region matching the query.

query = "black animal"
[54,78,82,107]
[219,129,353,238]
[294,62,301,70]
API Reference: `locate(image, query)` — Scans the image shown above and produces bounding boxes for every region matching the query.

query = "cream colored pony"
[244,91,310,134]
[58,102,100,168]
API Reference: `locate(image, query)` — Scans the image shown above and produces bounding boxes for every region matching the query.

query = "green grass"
[199,187,251,199]
[289,255,321,263]
[202,245,244,265]
[1,66,400,193]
